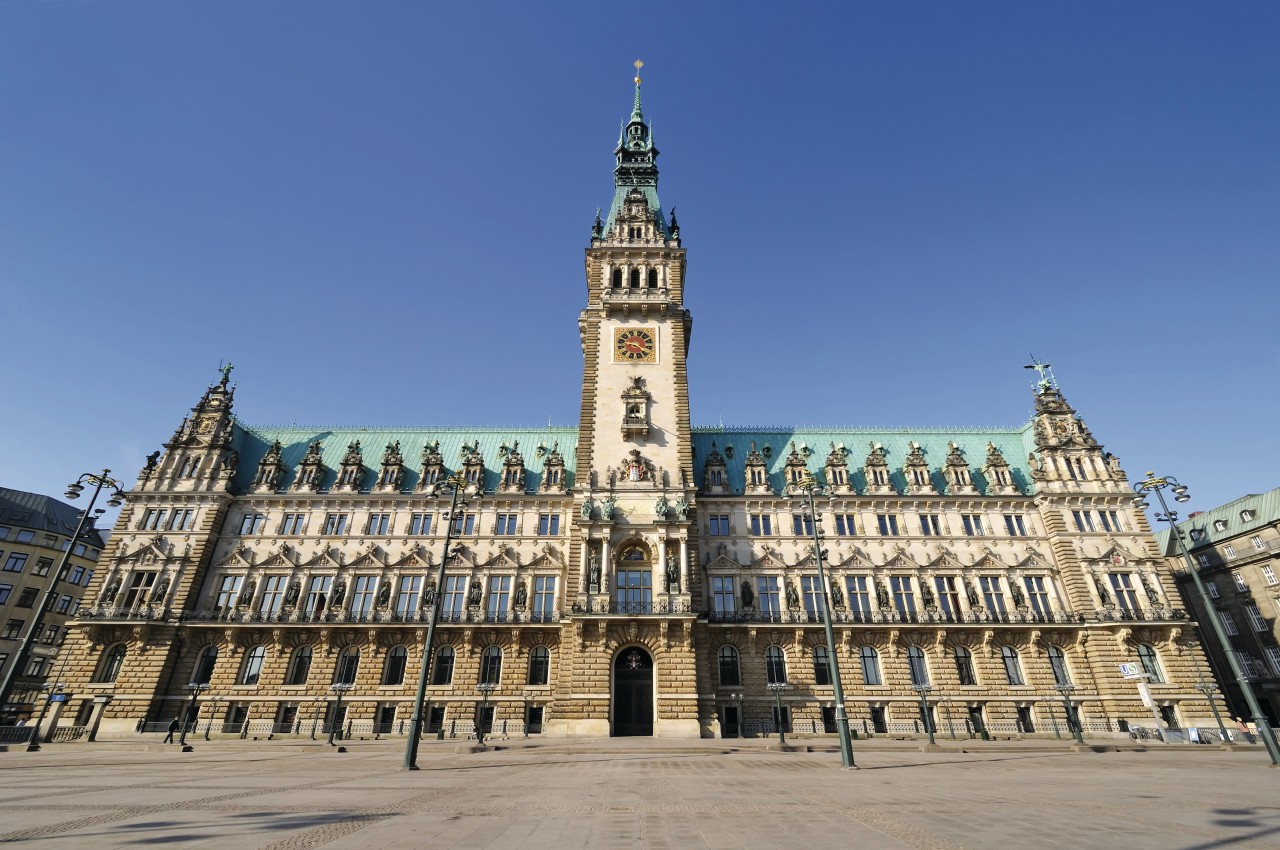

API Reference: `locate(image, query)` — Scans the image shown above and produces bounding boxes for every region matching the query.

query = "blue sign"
[49,694,68,703]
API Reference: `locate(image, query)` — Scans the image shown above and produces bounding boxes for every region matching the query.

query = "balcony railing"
[84,606,561,625]
[706,608,1086,625]
[570,599,695,615]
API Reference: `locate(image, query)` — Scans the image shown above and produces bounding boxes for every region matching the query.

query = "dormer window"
[1214,520,1228,532]
[1242,510,1256,521]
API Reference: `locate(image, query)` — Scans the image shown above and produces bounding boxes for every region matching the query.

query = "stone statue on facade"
[601,497,616,520]
[666,560,679,591]
[673,497,689,521]
[589,555,602,591]
[238,579,257,608]
[655,497,670,519]
[581,496,595,520]
[377,581,391,608]
[149,574,170,604]
[785,580,800,609]
[284,582,301,607]
[101,576,121,605]
[514,580,528,609]
[330,580,346,607]
[468,579,482,606]
[741,580,754,607]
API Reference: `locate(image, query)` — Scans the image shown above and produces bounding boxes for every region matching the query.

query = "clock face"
[614,327,657,362]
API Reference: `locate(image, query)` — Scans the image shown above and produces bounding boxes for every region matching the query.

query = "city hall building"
[59,77,1218,741]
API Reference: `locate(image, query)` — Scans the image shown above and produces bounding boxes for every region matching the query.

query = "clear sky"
[2,1,1276,526]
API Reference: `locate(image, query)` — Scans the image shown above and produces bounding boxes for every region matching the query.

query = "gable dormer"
[376,440,405,492]
[417,440,444,494]
[902,442,936,495]
[538,442,568,494]
[498,441,526,493]
[863,442,895,495]
[981,442,1020,495]
[621,375,652,438]
[334,441,365,492]
[460,443,485,494]
[782,442,810,496]
[702,441,729,494]
[824,442,854,495]
[943,442,978,495]
[1029,372,1113,490]
[292,441,326,492]
[140,367,238,494]
[743,442,772,495]
[251,440,285,493]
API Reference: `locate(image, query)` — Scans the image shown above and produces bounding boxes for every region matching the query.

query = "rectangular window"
[1266,647,1280,676]
[239,513,265,535]
[749,514,772,536]
[68,565,86,585]
[15,530,34,543]
[537,514,559,536]
[919,514,941,536]
[711,576,736,614]
[1246,604,1268,632]
[16,587,38,608]
[33,557,53,577]
[1024,576,1051,615]
[122,572,155,608]
[1219,610,1239,636]
[1263,566,1278,586]
[495,514,517,535]
[3,620,23,639]
[801,576,824,618]
[1233,572,1247,592]
[845,576,871,616]
[55,594,73,614]
[1253,535,1266,551]
[877,514,899,536]
[367,513,391,535]
[890,575,916,616]
[834,515,856,536]
[281,513,306,535]
[532,576,557,620]
[1198,554,1210,567]
[934,576,961,617]
[1109,573,1139,612]
[409,513,433,535]
[166,509,195,531]
[961,514,985,536]
[486,575,511,620]
[395,575,422,615]
[1072,510,1095,532]
[141,509,167,531]
[793,514,814,536]
[0,585,11,604]
[349,575,378,616]
[442,576,467,618]
[323,513,349,535]
[979,576,1006,613]
[756,576,782,617]
[1003,514,1027,536]
[3,553,28,573]
[1225,544,1236,558]
[304,576,332,616]
[259,575,287,616]
[709,515,730,536]
[614,569,652,612]
[1207,580,1220,599]
[215,575,243,610]
[42,625,59,645]
[451,513,477,535]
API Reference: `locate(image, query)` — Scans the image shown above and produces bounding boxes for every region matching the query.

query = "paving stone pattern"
[0,740,1277,849]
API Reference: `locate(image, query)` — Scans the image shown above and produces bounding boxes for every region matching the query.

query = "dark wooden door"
[613,647,653,736]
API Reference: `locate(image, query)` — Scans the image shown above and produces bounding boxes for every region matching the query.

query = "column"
[579,540,588,591]
[658,537,668,592]
[679,538,689,593]
[602,538,611,596]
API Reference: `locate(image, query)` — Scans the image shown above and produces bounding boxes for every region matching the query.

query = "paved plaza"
[0,738,1277,849]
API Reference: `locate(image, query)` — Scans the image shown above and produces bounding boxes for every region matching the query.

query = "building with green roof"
[55,71,1220,744]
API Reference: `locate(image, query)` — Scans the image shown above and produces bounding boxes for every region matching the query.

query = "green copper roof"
[1152,485,1280,554]
[230,424,577,494]
[603,77,669,239]
[691,426,1039,495]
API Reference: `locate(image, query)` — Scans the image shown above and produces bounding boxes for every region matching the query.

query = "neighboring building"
[0,487,104,722]
[1155,488,1280,725]
[58,75,1217,741]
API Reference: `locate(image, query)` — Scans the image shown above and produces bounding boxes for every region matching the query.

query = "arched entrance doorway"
[612,646,654,736]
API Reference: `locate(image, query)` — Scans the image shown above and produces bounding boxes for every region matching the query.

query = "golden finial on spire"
[634,59,643,86]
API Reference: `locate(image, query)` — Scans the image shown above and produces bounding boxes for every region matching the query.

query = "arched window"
[647,268,658,288]
[860,646,882,685]
[812,646,832,686]
[527,646,550,685]
[629,268,640,288]
[1136,643,1164,683]
[193,646,218,685]
[334,647,360,685]
[480,645,502,684]
[239,645,266,686]
[94,644,127,683]
[382,646,407,686]
[718,645,741,686]
[765,645,787,685]
[612,268,622,288]
[285,646,312,685]
[431,646,455,685]
[1001,646,1025,685]
[907,645,930,687]
[953,646,977,685]
[1047,645,1071,686]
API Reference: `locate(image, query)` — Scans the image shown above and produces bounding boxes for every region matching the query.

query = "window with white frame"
[1001,646,1025,685]
[1214,520,1228,532]
[1266,647,1280,676]
[1137,643,1164,682]
[304,576,331,616]
[367,513,391,535]
[1224,544,1236,558]
[281,513,305,535]
[1263,566,1278,586]
[1206,580,1220,599]
[756,576,781,617]
[845,576,871,617]
[1246,604,1268,632]
[979,576,1006,613]
[749,513,772,536]
[1003,514,1028,536]
[1252,535,1265,551]
[890,575,916,616]
[711,576,736,614]
[537,514,559,536]
[961,514,985,536]
[792,514,814,536]
[408,513,433,535]
[919,514,941,536]
[934,576,961,617]
[1242,509,1256,521]
[708,514,730,536]
[349,576,378,616]
[1024,575,1052,615]
[395,576,421,615]
[876,514,899,536]
[258,575,287,616]
[214,575,242,610]
[532,576,557,621]
[323,513,349,535]
[833,514,856,535]
[1219,610,1239,636]
[1233,572,1247,591]
[487,575,511,620]
[801,576,824,619]
[494,513,517,535]
[239,513,266,535]
[1108,573,1139,612]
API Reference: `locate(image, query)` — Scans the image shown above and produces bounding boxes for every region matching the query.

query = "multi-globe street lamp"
[791,470,857,768]
[1054,682,1086,745]
[310,696,323,740]
[204,695,223,740]
[766,681,789,745]
[1195,678,1230,744]
[1134,472,1280,766]
[179,682,208,749]
[328,682,354,746]
[912,684,935,746]
[475,682,498,746]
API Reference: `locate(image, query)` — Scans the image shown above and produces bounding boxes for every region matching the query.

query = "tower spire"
[632,59,644,120]
[602,60,667,241]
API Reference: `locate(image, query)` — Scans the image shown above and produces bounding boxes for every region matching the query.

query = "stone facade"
[55,77,1222,742]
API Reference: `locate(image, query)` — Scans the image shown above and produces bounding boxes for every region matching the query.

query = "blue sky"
[2,1,1276,523]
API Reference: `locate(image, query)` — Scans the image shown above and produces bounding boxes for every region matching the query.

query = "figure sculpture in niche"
[468,580,482,606]
[589,555,602,591]
[149,574,170,604]
[740,580,754,607]
[284,582,301,607]
[785,581,800,609]
[377,581,391,608]
[101,577,121,605]
[514,581,528,609]
[666,560,679,591]
[330,580,346,607]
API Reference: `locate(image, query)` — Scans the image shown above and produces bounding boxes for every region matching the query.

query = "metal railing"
[707,608,1085,625]
[87,607,562,625]
[571,600,694,615]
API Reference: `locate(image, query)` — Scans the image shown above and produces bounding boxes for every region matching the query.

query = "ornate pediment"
[258,543,295,568]
[122,537,173,566]
[298,546,342,569]
[215,540,252,568]
[390,546,431,569]
[706,552,742,571]
[348,543,386,568]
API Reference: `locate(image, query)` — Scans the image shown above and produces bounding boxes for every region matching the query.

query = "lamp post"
[179,682,208,748]
[728,691,743,738]
[204,696,223,740]
[25,680,64,752]
[792,470,857,768]
[1195,678,1231,744]
[913,684,935,746]
[475,682,497,746]
[0,470,124,719]
[941,695,956,740]
[1134,472,1280,766]
[405,473,471,770]
[328,683,353,746]
[310,696,323,740]
[766,681,788,745]
[1047,699,1062,740]
[1054,682,1085,745]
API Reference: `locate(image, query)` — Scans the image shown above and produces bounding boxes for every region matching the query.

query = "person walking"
[1235,717,1256,744]
[163,716,180,744]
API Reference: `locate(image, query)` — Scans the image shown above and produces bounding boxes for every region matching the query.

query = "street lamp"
[1135,472,1280,766]
[179,682,208,748]
[1054,682,1085,745]
[766,681,789,745]
[913,684,935,746]
[791,470,857,768]
[941,695,956,740]
[25,680,64,752]
[728,691,743,738]
[405,473,471,770]
[475,682,497,746]
[310,696,323,740]
[204,695,223,740]
[328,683,353,746]
[0,470,124,719]
[1195,678,1231,744]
